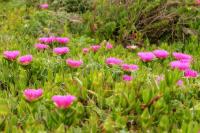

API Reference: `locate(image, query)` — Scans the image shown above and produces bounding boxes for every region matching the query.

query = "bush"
[69,0,200,45]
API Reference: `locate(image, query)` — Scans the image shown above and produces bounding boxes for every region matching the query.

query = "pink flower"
[23,88,43,102]
[196,0,200,5]
[184,69,198,78]
[121,64,139,72]
[35,44,49,50]
[39,37,55,44]
[106,42,113,49]
[56,37,70,44]
[153,49,169,59]
[177,80,184,87]
[53,47,69,55]
[90,45,101,52]
[66,59,83,68]
[123,75,133,81]
[19,55,33,65]
[82,48,89,54]
[106,57,123,66]
[170,61,190,71]
[52,95,76,109]
[40,4,49,9]
[155,75,165,84]
[138,52,155,62]
[173,52,192,61]
[3,50,20,61]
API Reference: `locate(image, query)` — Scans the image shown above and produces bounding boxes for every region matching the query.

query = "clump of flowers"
[177,80,184,87]
[173,52,192,61]
[53,47,69,55]
[82,48,89,54]
[56,37,70,44]
[66,59,83,68]
[35,44,49,50]
[23,88,43,102]
[106,57,123,66]
[90,45,101,52]
[106,42,113,49]
[19,55,33,65]
[153,49,169,59]
[121,64,139,72]
[138,52,155,62]
[170,61,190,71]
[184,69,198,78]
[3,50,20,61]
[123,75,133,81]
[52,95,76,109]
[40,3,49,9]
[39,37,56,44]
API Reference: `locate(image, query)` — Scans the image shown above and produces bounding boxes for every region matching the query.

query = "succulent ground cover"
[0,1,200,132]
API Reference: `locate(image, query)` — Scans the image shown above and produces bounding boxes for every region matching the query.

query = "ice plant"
[19,55,33,65]
[53,47,69,55]
[170,61,190,71]
[90,45,101,52]
[106,57,123,66]
[40,4,49,9]
[106,42,113,49]
[52,95,76,109]
[66,59,83,68]
[196,0,200,5]
[121,64,139,72]
[184,69,198,78]
[35,44,49,50]
[23,88,43,102]
[82,48,89,54]
[3,50,20,61]
[153,49,169,59]
[177,80,184,87]
[138,52,155,62]
[56,37,70,44]
[173,52,192,61]
[39,37,55,44]
[123,75,133,81]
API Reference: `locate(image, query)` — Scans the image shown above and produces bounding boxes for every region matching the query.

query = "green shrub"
[69,0,200,45]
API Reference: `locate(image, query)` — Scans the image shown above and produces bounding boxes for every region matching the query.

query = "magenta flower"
[106,57,123,66]
[40,4,49,9]
[123,75,133,81]
[82,48,89,54]
[39,37,55,44]
[53,47,69,55]
[184,69,198,78]
[170,61,190,71]
[3,50,20,61]
[106,42,113,49]
[52,95,76,109]
[153,49,169,59]
[173,52,192,61]
[19,55,33,65]
[23,88,43,102]
[56,37,70,44]
[66,59,83,68]
[138,52,155,62]
[177,80,184,87]
[121,64,139,72]
[35,44,49,50]
[90,45,101,52]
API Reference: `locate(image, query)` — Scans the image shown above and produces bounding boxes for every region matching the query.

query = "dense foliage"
[0,0,200,132]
